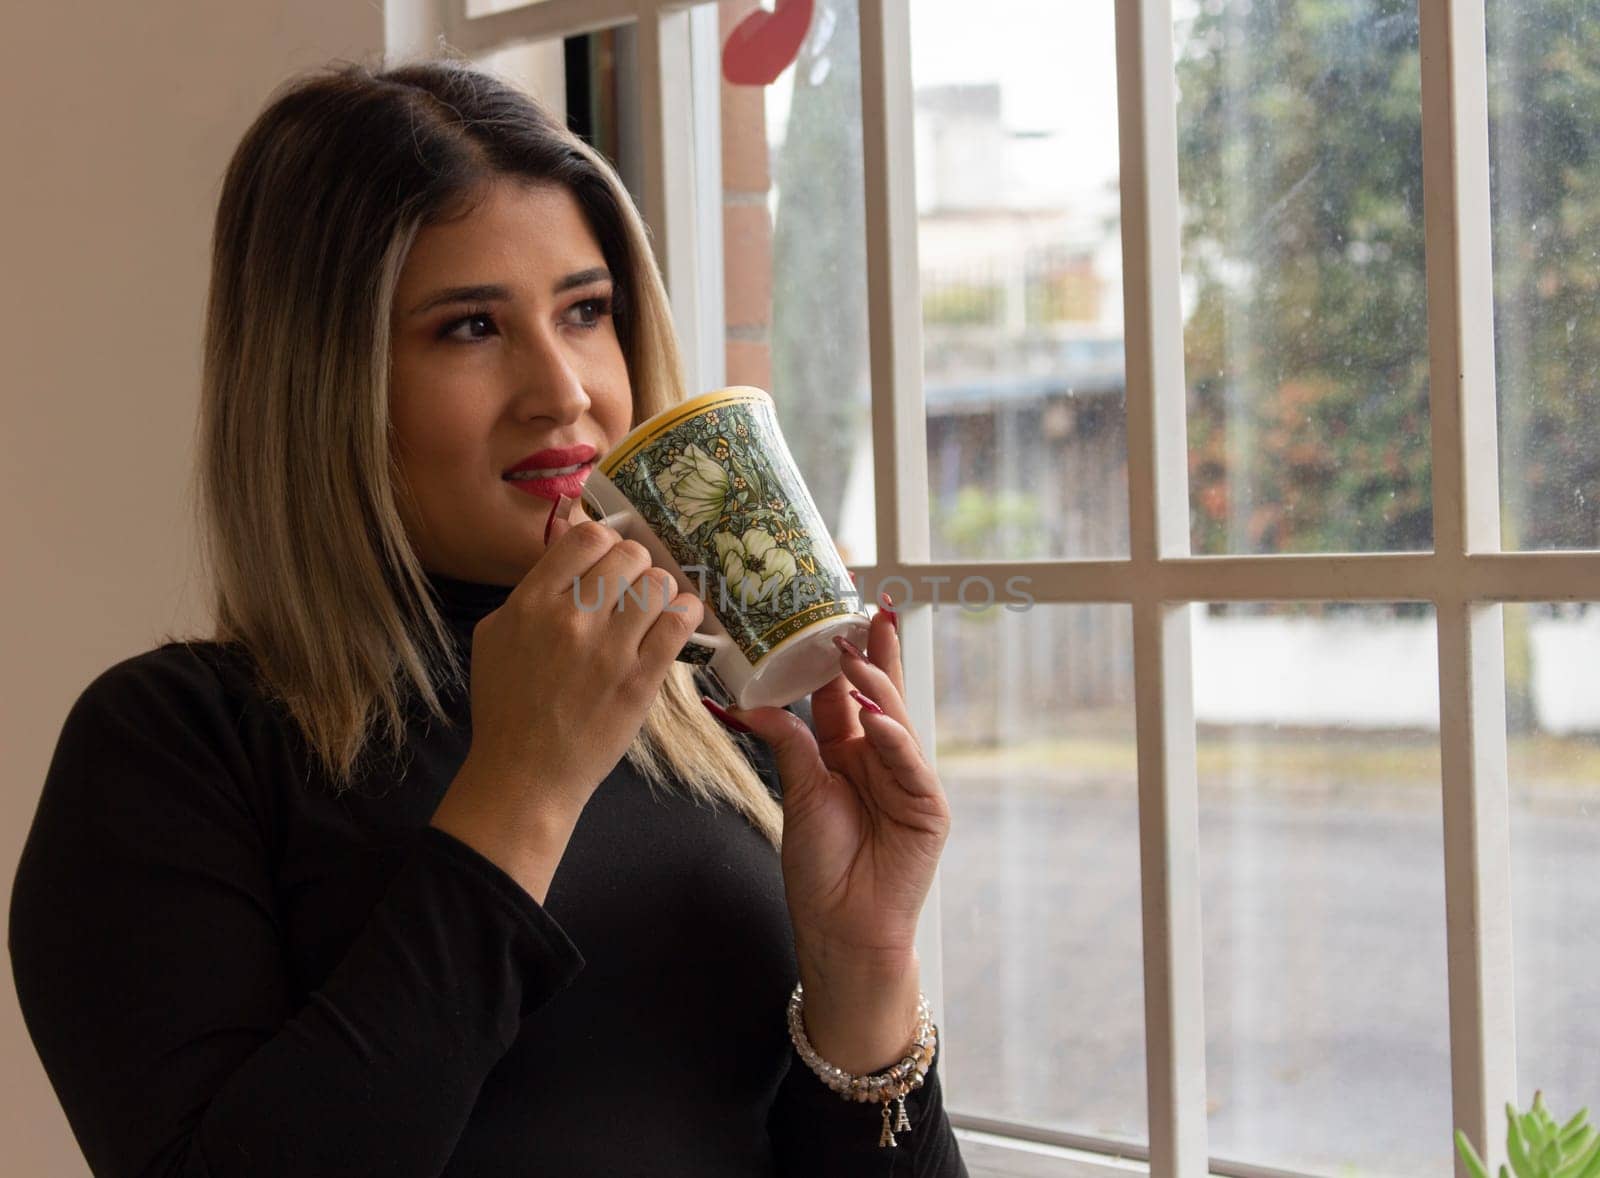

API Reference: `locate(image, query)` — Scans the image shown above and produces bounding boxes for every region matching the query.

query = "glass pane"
[1505,604,1600,1123]
[1488,7,1600,551]
[1176,2,1433,556]
[932,600,1145,1145]
[1192,602,1449,1176]
[912,1,1130,561]
[717,0,877,565]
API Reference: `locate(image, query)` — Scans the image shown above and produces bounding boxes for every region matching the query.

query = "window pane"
[1488,8,1600,552]
[717,0,877,565]
[1176,2,1433,556]
[911,1,1130,562]
[1505,604,1600,1122]
[933,601,1145,1145]
[1191,602,1449,1175]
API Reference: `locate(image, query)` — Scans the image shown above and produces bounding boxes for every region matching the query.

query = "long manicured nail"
[849,688,887,716]
[701,695,753,734]
[878,591,898,632]
[833,634,867,661]
[543,495,568,546]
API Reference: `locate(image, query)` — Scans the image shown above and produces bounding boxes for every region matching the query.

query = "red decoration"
[721,0,815,87]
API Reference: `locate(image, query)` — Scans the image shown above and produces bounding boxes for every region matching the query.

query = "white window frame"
[403,2,1600,1175]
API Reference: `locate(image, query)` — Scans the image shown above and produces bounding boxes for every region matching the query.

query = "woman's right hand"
[429,503,705,899]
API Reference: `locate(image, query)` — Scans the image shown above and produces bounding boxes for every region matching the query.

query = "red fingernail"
[833,634,867,661]
[848,571,857,582]
[543,496,564,546]
[849,689,887,716]
[878,591,897,631]
[701,695,753,734]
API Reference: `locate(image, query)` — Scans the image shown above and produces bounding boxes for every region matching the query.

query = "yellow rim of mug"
[690,602,867,672]
[741,600,866,670]
[599,385,774,476]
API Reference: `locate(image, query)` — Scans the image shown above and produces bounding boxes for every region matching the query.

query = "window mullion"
[636,5,709,394]
[1436,599,1517,1170]
[686,3,726,391]
[859,0,932,571]
[1115,1,1208,1174]
[1418,0,1516,1168]
[857,0,947,1072]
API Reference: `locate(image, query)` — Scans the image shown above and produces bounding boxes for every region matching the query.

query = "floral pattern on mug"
[606,390,860,663]
[713,527,797,606]
[654,442,729,532]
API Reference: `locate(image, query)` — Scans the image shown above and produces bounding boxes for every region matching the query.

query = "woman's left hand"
[715,600,951,1064]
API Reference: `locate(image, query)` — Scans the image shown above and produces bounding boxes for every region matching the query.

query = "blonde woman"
[9,57,965,1176]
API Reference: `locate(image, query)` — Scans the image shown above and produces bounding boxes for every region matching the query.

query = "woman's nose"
[514,332,591,421]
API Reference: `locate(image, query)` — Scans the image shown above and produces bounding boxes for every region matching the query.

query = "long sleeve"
[769,1046,967,1177]
[8,656,585,1177]
[738,694,969,1177]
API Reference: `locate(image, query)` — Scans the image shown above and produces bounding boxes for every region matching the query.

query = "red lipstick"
[503,443,597,475]
[503,443,598,502]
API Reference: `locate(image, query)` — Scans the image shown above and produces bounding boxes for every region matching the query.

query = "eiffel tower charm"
[879,1099,897,1148]
[895,1095,911,1132]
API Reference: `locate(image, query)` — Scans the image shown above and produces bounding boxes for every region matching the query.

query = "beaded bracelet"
[785,981,939,1148]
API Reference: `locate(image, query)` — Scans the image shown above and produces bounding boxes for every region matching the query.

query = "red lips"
[503,443,598,477]
[722,0,814,87]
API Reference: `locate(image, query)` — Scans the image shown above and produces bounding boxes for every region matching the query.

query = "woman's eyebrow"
[552,266,611,294]
[407,268,612,317]
[408,284,510,316]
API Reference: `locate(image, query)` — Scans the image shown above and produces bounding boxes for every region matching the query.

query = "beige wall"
[1,3,388,1172]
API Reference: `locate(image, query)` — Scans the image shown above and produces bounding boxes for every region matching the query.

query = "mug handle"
[580,495,734,666]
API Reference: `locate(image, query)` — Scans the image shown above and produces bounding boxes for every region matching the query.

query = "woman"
[8,56,966,1176]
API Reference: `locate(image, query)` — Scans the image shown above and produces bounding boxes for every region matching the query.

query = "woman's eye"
[567,297,612,329]
[437,297,611,342]
[439,309,498,342]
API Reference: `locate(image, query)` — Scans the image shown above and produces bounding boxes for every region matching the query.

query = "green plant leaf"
[1457,1129,1491,1178]
[1511,1103,1537,1177]
[1527,1111,1553,1153]
[1542,1140,1565,1175]
[1575,1141,1600,1178]
[1557,1132,1599,1178]
[1556,1129,1600,1178]
[1560,1112,1594,1149]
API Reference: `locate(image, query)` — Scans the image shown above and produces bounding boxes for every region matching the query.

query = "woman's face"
[389,178,633,585]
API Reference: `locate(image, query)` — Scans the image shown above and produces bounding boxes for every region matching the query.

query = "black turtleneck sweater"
[9,572,965,1177]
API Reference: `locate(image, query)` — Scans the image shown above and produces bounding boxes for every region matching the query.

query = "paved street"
[937,768,1600,1177]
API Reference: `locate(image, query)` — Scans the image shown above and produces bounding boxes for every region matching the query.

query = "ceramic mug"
[579,386,869,709]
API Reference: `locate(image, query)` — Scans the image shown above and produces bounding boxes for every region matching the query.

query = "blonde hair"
[175,54,782,849]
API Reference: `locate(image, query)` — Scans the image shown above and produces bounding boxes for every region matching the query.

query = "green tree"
[1178,0,1432,556]
[1176,0,1600,557]
[1487,3,1600,551]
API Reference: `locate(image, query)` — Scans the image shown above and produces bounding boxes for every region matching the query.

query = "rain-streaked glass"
[1504,603,1600,1123]
[1488,5,1600,552]
[912,0,1129,562]
[1176,1,1432,556]
[932,600,1145,1145]
[1192,602,1449,1176]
